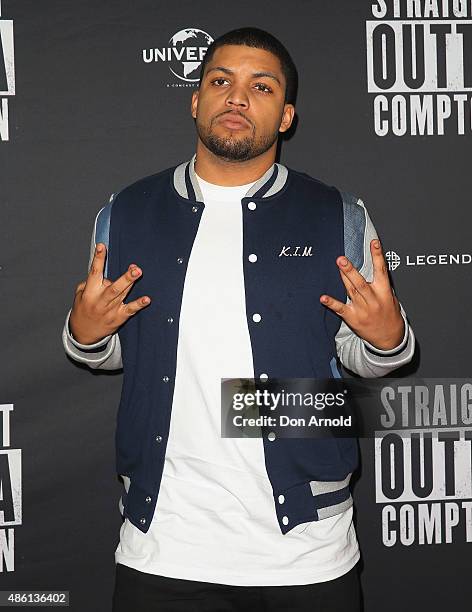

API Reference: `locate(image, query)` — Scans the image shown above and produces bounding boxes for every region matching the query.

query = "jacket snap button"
[248,254,257,262]
[167,317,174,324]
[155,435,162,442]
[191,205,198,213]
[252,313,262,323]
[145,496,152,503]
[247,202,257,210]
[278,495,285,504]
[140,517,147,525]
[177,257,184,264]
[162,375,169,382]
[282,516,289,525]
[268,431,276,441]
[259,373,268,381]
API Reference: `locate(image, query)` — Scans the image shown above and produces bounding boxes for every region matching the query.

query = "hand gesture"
[69,243,151,345]
[320,239,404,351]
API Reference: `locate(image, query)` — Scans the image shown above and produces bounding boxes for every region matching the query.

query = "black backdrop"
[1,1,471,610]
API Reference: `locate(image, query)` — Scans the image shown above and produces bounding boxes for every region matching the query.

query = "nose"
[225,84,249,110]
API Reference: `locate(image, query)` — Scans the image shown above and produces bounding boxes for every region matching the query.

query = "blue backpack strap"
[340,190,366,272]
[330,356,342,379]
[95,193,115,277]
[331,190,369,378]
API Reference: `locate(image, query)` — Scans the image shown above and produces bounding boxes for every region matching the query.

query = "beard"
[196,115,279,162]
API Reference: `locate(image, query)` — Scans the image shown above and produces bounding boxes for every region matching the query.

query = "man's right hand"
[69,243,151,345]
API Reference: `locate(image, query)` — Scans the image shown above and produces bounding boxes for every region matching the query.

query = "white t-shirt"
[114,168,360,586]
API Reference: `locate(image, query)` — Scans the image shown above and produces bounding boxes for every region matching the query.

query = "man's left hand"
[320,239,405,351]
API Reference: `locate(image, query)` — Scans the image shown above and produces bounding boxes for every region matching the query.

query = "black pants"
[111,562,361,612]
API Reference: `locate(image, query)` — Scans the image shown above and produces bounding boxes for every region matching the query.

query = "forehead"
[206,44,284,77]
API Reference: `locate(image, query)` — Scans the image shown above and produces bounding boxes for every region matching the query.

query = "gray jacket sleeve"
[335,193,415,378]
[62,205,123,370]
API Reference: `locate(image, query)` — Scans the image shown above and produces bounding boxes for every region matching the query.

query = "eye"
[211,77,229,86]
[254,82,273,93]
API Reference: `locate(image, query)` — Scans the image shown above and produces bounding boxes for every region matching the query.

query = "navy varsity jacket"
[62,153,415,535]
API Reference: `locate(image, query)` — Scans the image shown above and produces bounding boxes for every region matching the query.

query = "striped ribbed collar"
[173,152,289,203]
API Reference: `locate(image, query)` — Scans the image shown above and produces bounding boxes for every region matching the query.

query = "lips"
[218,113,250,129]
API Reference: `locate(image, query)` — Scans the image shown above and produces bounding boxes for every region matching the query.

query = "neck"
[193,140,276,186]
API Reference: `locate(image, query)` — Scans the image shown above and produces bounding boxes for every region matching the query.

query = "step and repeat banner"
[1,1,470,610]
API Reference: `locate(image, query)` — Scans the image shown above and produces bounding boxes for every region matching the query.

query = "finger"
[370,239,391,289]
[120,295,152,318]
[75,280,86,295]
[86,243,107,289]
[320,294,353,322]
[336,256,371,303]
[337,265,364,304]
[103,264,142,305]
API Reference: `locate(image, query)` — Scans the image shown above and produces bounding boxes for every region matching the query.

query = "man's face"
[191,44,295,162]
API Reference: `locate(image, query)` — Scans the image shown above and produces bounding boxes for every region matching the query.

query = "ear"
[278,104,295,133]
[191,90,199,119]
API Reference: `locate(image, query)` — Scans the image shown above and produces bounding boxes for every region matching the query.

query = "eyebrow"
[206,66,282,86]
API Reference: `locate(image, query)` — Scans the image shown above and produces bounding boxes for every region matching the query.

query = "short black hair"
[198,27,298,106]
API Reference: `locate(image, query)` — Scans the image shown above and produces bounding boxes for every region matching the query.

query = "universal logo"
[385,251,471,271]
[142,28,214,85]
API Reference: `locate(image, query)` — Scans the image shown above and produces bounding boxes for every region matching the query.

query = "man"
[63,27,415,612]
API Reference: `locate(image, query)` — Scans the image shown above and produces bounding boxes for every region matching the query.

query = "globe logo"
[168,28,214,82]
[385,250,401,271]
